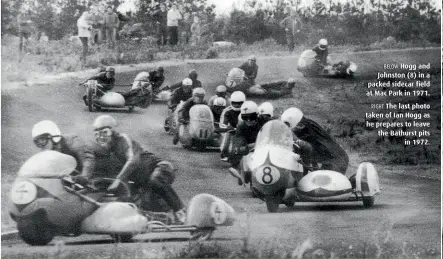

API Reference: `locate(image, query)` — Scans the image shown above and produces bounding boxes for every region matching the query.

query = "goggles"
[241,114,257,122]
[94,128,113,138]
[232,101,243,108]
[33,134,54,148]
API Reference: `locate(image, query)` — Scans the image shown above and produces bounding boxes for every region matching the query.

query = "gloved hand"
[107,178,122,192]
[72,175,89,186]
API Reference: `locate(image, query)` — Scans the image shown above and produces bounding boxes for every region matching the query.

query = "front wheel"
[265,195,281,213]
[87,86,94,112]
[362,196,375,208]
[17,217,55,246]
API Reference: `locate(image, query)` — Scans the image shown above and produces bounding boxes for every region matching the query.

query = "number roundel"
[255,165,280,185]
[210,201,227,225]
[10,180,37,205]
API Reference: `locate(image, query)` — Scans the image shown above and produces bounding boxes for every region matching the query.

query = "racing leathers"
[219,106,242,158]
[292,117,349,174]
[83,132,185,212]
[238,61,258,85]
[312,44,329,67]
[148,70,165,93]
[177,98,208,123]
[86,72,116,92]
[165,86,194,132]
[53,134,95,176]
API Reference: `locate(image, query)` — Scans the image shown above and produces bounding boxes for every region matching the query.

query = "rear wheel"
[190,227,215,241]
[87,86,94,112]
[17,214,55,246]
[110,234,133,243]
[363,196,375,208]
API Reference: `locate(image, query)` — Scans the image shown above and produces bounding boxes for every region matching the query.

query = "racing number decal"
[210,201,227,225]
[262,167,273,184]
[255,165,280,185]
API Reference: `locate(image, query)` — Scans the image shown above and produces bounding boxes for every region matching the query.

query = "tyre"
[17,214,55,246]
[110,234,133,243]
[139,94,152,109]
[87,86,94,112]
[363,196,375,208]
[265,196,280,213]
[190,227,215,241]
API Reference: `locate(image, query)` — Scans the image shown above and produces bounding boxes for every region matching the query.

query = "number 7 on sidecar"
[8,151,236,245]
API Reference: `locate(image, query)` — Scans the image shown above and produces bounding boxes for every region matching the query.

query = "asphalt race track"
[1,49,441,257]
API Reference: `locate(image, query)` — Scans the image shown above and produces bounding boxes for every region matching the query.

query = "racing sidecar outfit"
[84,132,185,212]
[293,117,349,174]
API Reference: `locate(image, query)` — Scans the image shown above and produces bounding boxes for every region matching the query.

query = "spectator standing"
[90,5,104,45]
[77,11,92,66]
[17,6,33,55]
[279,9,302,52]
[190,16,201,46]
[180,10,192,44]
[152,4,168,45]
[167,4,182,45]
[104,6,120,48]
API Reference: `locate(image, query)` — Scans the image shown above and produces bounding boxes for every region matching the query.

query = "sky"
[118,0,442,15]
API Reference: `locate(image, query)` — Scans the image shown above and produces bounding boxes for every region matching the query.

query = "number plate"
[255,165,280,185]
[10,180,37,205]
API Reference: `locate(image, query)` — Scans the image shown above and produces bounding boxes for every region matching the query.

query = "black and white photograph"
[1,0,441,258]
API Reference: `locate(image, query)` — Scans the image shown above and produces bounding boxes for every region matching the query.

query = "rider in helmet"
[281,107,349,174]
[81,66,116,104]
[164,78,194,132]
[332,60,357,77]
[32,120,94,177]
[312,38,329,68]
[257,102,275,125]
[219,91,246,161]
[228,101,262,184]
[173,87,207,145]
[208,85,230,107]
[148,66,165,93]
[83,115,187,223]
[211,97,227,126]
[168,69,202,91]
[238,55,258,85]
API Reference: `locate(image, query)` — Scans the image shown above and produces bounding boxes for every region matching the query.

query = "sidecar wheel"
[362,196,375,208]
[17,216,55,246]
[111,234,133,243]
[265,196,280,213]
[190,227,215,241]
[139,95,152,108]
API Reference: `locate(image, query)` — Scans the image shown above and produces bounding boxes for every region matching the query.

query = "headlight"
[10,180,37,205]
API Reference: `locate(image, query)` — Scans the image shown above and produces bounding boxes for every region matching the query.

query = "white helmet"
[216,85,227,93]
[230,91,246,111]
[93,115,117,130]
[347,62,358,74]
[281,107,304,129]
[230,91,246,103]
[192,87,206,96]
[248,55,257,61]
[213,97,227,107]
[32,120,62,143]
[287,78,296,84]
[240,101,258,115]
[319,38,328,50]
[182,78,193,86]
[258,102,274,117]
[134,71,150,82]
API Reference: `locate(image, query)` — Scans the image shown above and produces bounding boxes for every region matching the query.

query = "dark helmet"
[188,69,198,79]
[158,66,164,72]
[106,66,115,73]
